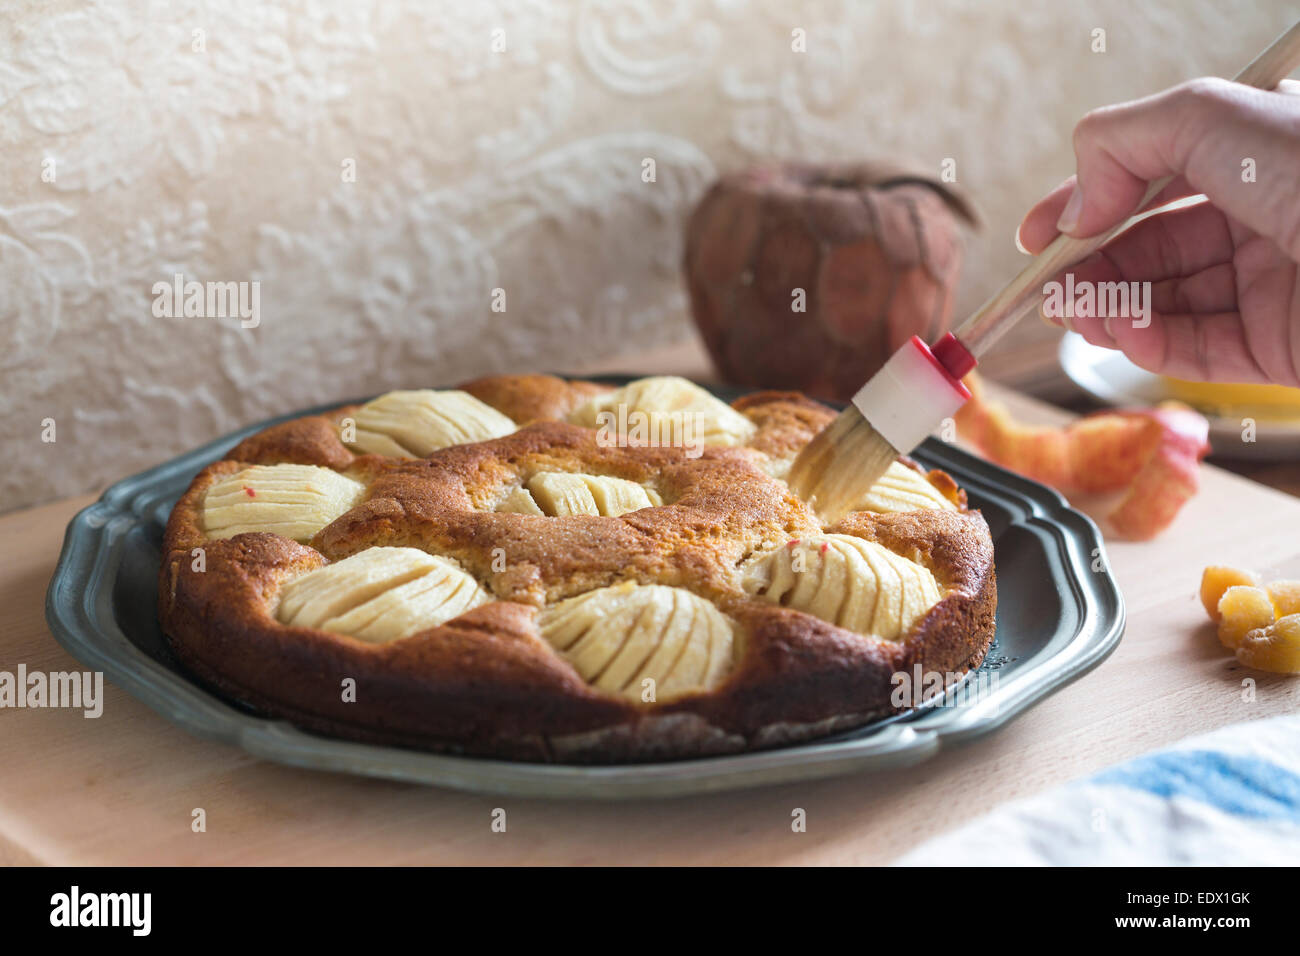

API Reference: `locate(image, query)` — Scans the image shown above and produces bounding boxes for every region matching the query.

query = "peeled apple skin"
[955,373,1210,540]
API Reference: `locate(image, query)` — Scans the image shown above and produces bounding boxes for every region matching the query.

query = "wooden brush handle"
[955,19,1300,358]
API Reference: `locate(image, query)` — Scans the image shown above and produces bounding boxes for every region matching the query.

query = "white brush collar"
[851,337,972,455]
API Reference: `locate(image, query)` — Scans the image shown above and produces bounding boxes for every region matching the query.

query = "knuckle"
[1166,77,1238,165]
[1072,100,1127,154]
[1072,109,1106,152]
[1175,76,1236,115]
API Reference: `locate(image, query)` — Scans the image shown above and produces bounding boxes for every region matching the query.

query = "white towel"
[894,715,1300,866]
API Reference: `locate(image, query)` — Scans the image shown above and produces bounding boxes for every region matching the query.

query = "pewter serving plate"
[46,377,1125,800]
[1059,332,1300,460]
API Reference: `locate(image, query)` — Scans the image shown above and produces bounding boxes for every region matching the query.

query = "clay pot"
[684,162,976,400]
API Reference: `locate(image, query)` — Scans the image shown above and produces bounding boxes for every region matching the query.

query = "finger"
[1047,247,1262,381]
[1018,175,1200,255]
[1089,200,1235,284]
[1056,78,1300,259]
[1142,176,1202,212]
[1038,201,1235,335]
[1048,255,1240,333]
[1037,201,1234,314]
[1037,250,1119,347]
[1109,310,1269,384]
[1150,262,1238,316]
[1018,177,1075,254]
[1232,236,1300,385]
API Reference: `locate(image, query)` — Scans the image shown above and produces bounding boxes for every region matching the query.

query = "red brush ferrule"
[903,336,972,401]
[929,333,977,380]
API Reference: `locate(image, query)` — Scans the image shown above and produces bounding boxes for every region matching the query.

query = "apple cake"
[158,374,996,762]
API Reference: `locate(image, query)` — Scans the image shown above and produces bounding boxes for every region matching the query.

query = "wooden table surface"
[4,339,1299,866]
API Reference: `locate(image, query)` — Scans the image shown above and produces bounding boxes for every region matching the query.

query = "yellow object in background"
[1162,377,1300,419]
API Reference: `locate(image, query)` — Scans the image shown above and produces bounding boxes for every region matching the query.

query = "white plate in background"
[1057,333,1300,461]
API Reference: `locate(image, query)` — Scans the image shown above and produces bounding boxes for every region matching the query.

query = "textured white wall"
[2,0,1295,511]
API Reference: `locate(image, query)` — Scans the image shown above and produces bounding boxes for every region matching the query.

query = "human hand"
[1019,77,1300,386]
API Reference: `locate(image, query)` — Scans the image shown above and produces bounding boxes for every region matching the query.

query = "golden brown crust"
[226,406,361,470]
[459,373,613,424]
[158,377,996,763]
[731,390,837,459]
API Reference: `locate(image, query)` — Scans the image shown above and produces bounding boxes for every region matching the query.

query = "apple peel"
[955,374,1209,539]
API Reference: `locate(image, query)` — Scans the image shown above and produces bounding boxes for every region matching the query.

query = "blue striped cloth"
[895,716,1300,865]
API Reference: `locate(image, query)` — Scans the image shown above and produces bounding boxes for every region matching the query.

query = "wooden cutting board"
[3,341,1299,865]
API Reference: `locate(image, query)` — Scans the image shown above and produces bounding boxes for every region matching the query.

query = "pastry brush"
[788,19,1300,523]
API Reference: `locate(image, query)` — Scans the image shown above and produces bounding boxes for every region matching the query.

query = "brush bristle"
[787,406,901,524]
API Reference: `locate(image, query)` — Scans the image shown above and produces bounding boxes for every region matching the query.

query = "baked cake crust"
[158,374,996,763]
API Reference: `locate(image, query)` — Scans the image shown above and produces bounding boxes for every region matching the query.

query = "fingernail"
[1014,224,1030,255]
[1056,185,1083,234]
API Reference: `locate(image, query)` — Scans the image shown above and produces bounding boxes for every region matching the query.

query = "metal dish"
[46,377,1125,799]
